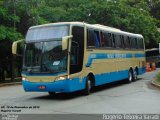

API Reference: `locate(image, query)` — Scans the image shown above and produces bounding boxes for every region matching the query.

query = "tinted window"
[114,34,121,48]
[94,31,100,48]
[121,36,125,48]
[127,37,131,48]
[130,37,136,49]
[107,33,113,47]
[123,36,129,49]
[101,32,112,47]
[138,38,144,49]
[87,29,95,47]
[112,34,116,48]
[100,32,105,47]
[135,38,138,49]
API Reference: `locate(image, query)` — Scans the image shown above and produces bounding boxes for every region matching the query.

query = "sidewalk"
[0,81,21,87]
[0,77,22,87]
[151,79,160,88]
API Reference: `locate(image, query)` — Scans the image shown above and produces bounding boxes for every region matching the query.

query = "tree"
[0,0,22,81]
[148,0,160,26]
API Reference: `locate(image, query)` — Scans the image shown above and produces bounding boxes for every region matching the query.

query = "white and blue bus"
[12,22,146,95]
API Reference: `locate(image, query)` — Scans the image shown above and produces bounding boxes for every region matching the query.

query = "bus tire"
[83,77,91,95]
[128,70,133,83]
[48,92,56,96]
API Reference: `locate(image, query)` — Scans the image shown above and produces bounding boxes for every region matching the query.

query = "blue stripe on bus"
[86,53,145,67]
[135,54,145,58]
[22,67,145,93]
[95,67,146,86]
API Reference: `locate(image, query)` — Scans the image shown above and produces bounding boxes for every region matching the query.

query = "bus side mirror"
[12,39,24,55]
[62,35,73,50]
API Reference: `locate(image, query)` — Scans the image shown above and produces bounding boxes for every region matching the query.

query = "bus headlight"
[55,76,66,81]
[22,77,28,81]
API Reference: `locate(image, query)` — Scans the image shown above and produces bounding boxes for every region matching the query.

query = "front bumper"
[22,78,85,93]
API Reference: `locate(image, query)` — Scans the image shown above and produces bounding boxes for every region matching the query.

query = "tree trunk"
[11,55,15,81]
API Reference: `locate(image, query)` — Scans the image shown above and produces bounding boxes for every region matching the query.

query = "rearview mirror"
[12,39,24,55]
[62,35,73,50]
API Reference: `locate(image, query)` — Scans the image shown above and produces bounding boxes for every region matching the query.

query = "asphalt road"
[0,69,160,119]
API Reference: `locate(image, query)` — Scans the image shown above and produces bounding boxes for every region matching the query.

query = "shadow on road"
[31,78,143,101]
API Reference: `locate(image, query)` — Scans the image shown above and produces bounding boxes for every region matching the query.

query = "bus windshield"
[23,40,67,74]
[23,25,69,74]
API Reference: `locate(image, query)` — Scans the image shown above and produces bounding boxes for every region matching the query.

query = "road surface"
[0,69,160,119]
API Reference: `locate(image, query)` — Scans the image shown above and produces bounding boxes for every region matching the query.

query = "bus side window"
[123,36,128,49]
[112,34,116,48]
[121,36,125,49]
[138,38,144,49]
[94,31,100,48]
[104,32,112,48]
[135,38,138,49]
[100,32,105,47]
[130,37,136,49]
[141,39,144,49]
[114,34,121,48]
[87,29,96,48]
[124,36,130,49]
[127,37,131,49]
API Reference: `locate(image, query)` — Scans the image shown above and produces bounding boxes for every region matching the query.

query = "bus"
[12,22,146,95]
[146,48,160,68]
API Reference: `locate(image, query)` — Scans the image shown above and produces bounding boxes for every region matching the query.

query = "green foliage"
[0,25,22,41]
[0,1,22,42]
[0,0,160,47]
[0,0,160,45]
[149,0,160,26]
[156,73,160,82]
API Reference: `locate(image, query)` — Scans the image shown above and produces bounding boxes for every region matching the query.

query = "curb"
[151,79,160,88]
[0,82,22,87]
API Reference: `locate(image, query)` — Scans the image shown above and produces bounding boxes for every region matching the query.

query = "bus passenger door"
[70,26,84,74]
[70,42,79,73]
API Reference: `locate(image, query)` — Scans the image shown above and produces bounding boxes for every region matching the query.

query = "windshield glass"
[23,25,69,74]
[23,41,67,74]
[26,25,69,43]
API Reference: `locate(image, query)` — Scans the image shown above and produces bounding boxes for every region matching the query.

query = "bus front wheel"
[83,77,91,95]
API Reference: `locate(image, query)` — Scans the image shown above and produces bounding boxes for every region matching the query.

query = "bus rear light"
[38,86,46,90]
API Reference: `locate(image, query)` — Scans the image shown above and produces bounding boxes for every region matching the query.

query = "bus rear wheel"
[83,77,91,95]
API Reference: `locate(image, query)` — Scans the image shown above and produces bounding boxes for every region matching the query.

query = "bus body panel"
[83,49,146,86]
[94,67,145,86]
[22,77,86,92]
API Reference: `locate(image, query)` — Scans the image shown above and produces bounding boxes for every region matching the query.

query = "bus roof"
[29,22,143,38]
[145,48,159,52]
